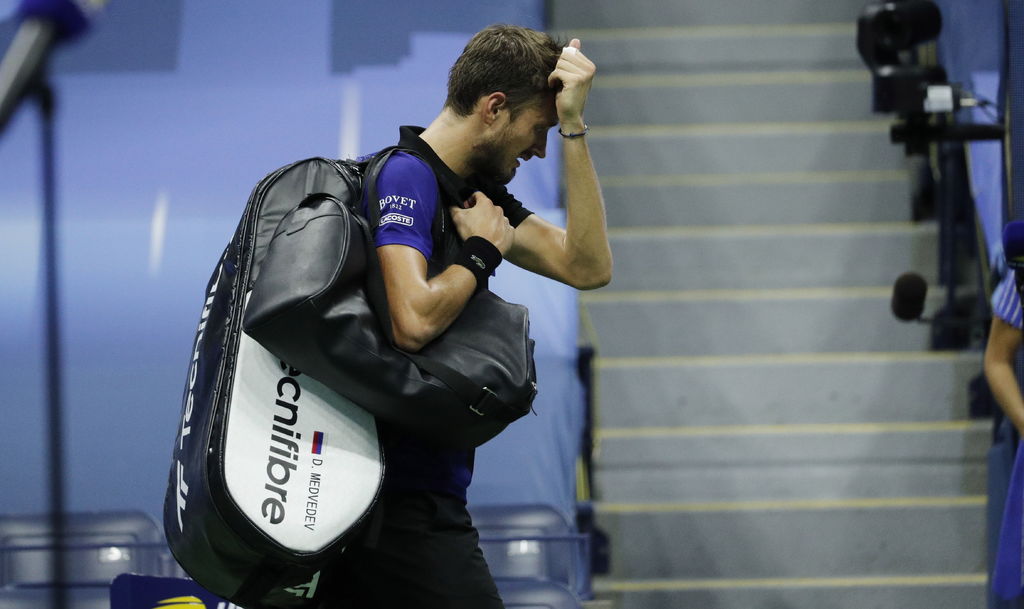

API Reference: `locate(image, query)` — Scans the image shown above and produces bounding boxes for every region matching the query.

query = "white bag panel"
[223,330,382,553]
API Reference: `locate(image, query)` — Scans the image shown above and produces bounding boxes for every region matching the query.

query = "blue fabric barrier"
[934,4,1023,607]
[967,71,1007,271]
[933,0,1006,264]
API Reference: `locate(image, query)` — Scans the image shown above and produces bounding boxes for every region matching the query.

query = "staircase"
[552,1,989,608]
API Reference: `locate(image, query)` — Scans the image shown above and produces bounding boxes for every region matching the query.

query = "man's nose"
[532,132,548,159]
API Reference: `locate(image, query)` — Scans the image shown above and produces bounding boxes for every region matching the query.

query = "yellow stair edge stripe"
[600,169,908,188]
[596,573,987,592]
[595,351,970,369]
[556,23,855,41]
[581,285,943,304]
[592,120,890,138]
[597,420,988,439]
[597,496,987,514]
[605,220,931,239]
[596,69,870,88]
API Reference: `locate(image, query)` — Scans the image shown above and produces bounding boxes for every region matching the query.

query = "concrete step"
[594,499,985,579]
[596,460,986,503]
[571,25,862,74]
[551,0,866,29]
[593,421,989,501]
[603,171,912,227]
[593,577,985,609]
[589,71,875,125]
[595,421,989,468]
[582,289,935,358]
[589,123,906,177]
[602,222,937,291]
[595,352,979,427]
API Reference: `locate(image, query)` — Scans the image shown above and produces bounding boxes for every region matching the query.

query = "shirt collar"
[398,126,472,202]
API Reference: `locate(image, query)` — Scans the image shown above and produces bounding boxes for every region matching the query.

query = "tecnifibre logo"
[175,262,223,532]
[262,363,304,525]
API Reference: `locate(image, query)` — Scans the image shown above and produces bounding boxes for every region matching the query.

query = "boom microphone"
[891,271,980,330]
[891,271,928,321]
[0,0,104,133]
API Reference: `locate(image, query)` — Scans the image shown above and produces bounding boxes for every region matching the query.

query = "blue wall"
[0,0,581,523]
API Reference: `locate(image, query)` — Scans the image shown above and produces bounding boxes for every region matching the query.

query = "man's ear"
[479,92,508,126]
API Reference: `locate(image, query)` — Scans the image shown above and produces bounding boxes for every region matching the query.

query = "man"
[322,25,611,608]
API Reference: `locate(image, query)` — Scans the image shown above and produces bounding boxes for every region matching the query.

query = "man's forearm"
[561,135,612,289]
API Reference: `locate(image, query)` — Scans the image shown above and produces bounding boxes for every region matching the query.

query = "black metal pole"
[36,77,67,609]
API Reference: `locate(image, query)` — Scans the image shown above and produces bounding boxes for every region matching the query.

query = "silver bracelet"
[558,124,589,138]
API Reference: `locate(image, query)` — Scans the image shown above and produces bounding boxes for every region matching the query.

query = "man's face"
[472,95,558,185]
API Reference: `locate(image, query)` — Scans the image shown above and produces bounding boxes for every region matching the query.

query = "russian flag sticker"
[311,431,324,455]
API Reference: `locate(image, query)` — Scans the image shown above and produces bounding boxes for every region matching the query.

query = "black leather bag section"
[243,151,537,449]
[164,156,384,609]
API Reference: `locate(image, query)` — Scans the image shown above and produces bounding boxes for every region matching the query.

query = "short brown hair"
[445,24,562,118]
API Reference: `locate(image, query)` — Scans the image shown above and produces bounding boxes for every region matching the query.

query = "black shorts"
[318,491,505,609]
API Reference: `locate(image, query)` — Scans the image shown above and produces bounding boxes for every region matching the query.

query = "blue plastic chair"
[0,587,110,609]
[0,511,167,588]
[470,504,590,598]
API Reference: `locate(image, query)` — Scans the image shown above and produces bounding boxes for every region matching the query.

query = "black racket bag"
[164,152,537,608]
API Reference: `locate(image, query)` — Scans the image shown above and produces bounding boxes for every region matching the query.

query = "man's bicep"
[378,244,430,301]
[376,243,477,352]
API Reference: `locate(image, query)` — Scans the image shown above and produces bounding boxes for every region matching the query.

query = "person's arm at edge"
[984,316,1024,434]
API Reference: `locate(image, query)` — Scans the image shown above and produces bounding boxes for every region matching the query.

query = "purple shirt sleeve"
[364,152,437,259]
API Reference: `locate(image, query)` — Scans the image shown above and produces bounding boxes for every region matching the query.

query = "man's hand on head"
[547,38,595,132]
[449,191,514,255]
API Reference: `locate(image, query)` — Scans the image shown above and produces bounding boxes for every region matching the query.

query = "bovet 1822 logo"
[378,194,418,210]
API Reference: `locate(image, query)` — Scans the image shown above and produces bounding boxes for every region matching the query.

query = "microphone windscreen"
[891,272,927,321]
[17,0,93,41]
[1004,221,1024,270]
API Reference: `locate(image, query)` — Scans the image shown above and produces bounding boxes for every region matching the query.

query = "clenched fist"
[547,38,595,133]
[449,191,514,256]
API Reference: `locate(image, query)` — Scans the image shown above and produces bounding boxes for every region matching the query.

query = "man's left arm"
[505,39,613,290]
